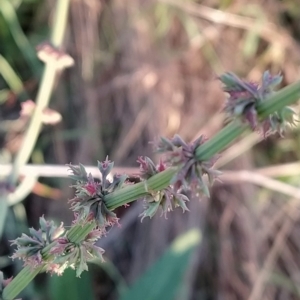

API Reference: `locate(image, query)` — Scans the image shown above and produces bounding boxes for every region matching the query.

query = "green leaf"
[91,258,128,297]
[0,54,23,94]
[49,268,94,300]
[0,0,40,76]
[120,229,202,300]
[0,89,9,104]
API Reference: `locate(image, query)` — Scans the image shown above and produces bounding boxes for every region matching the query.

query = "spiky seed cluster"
[68,157,127,229]
[220,71,296,137]
[10,216,64,270]
[137,156,189,220]
[156,135,220,197]
[10,217,104,277]
[49,229,104,277]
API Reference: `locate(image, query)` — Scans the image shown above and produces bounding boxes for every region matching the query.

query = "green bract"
[220,71,296,137]
[137,156,190,220]
[68,157,127,228]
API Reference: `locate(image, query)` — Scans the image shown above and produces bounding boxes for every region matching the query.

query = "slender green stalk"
[8,0,71,186]
[1,1,71,299]
[8,65,57,184]
[106,168,176,210]
[51,0,71,47]
[195,122,247,160]
[67,222,96,243]
[257,81,300,118]
[2,266,42,300]
[106,80,300,209]
[0,0,71,239]
[0,54,24,94]
[104,123,247,210]
[2,223,95,299]
[2,70,300,300]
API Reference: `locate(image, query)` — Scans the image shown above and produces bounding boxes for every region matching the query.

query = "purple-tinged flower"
[137,156,189,220]
[68,158,127,229]
[10,217,64,270]
[49,229,104,277]
[156,135,220,197]
[220,71,296,136]
[84,174,100,196]
[98,156,114,189]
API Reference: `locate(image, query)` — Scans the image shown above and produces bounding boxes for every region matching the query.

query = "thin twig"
[3,161,300,179]
[221,171,300,199]
[2,163,300,202]
[0,164,139,178]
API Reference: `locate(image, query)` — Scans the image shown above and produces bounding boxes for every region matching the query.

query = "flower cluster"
[156,135,220,197]
[10,216,104,277]
[49,229,104,277]
[220,71,296,137]
[68,157,127,229]
[137,156,189,220]
[10,216,64,270]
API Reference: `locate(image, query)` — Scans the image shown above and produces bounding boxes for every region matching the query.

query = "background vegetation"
[1,0,300,299]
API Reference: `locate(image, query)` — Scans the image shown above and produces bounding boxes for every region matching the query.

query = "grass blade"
[120,229,201,300]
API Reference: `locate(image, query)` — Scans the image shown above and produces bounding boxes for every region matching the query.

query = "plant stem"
[106,80,300,209]
[2,1,71,299]
[104,123,247,210]
[8,0,70,186]
[2,266,42,300]
[67,222,96,243]
[0,0,71,239]
[2,77,299,299]
[2,223,94,299]
[257,81,300,118]
[195,122,247,160]
[51,0,71,47]
[105,168,176,210]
